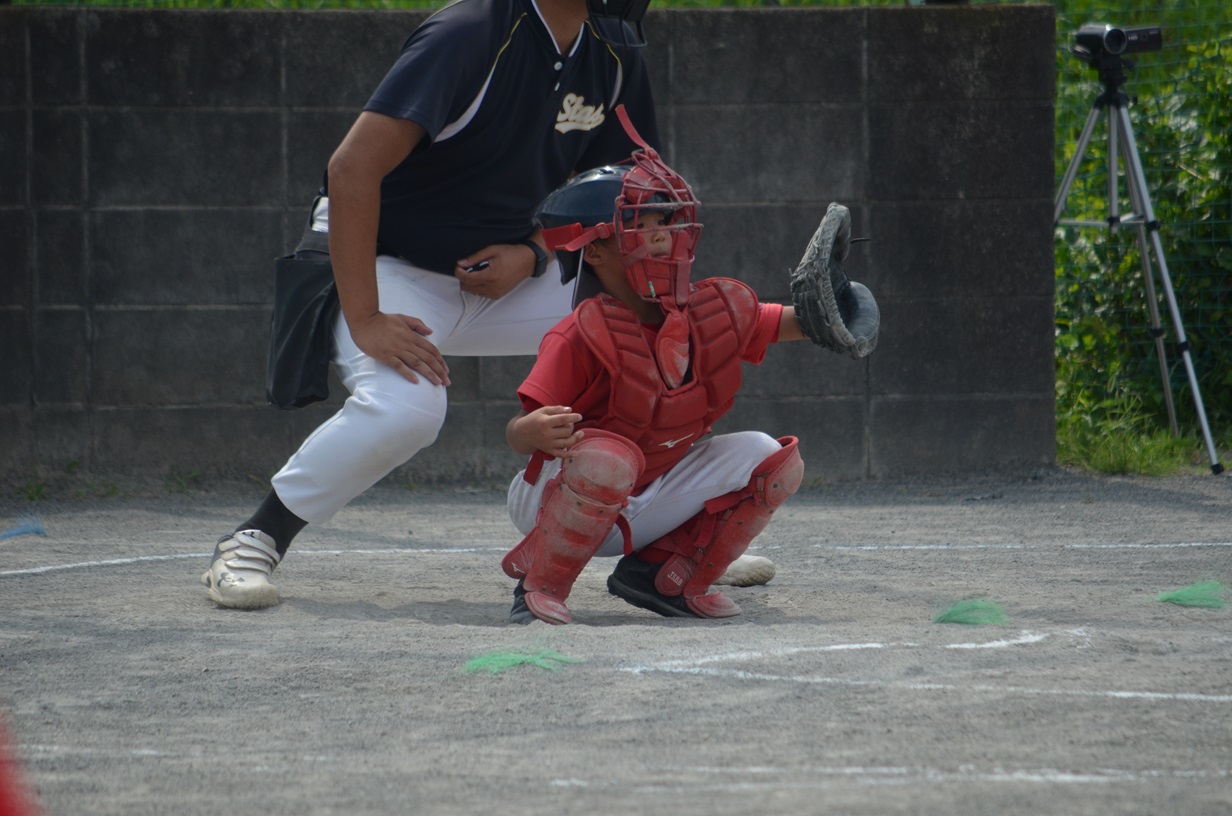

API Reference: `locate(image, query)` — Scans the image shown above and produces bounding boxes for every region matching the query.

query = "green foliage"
[1056,393,1200,475]
[1054,2,1232,462]
[1055,363,1225,474]
[21,481,49,501]
[164,470,204,493]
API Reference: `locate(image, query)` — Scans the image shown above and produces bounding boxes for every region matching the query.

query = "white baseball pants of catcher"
[272,245,574,525]
[507,430,786,558]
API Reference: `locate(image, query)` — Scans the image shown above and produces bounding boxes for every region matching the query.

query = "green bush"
[1054,2,1231,463]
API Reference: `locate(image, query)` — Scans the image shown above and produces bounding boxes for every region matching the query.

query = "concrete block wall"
[0,4,1057,487]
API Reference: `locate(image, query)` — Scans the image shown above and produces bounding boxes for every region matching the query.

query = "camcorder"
[1072,23,1162,64]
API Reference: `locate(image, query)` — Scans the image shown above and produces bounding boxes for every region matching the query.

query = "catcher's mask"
[534,106,700,309]
[586,0,651,47]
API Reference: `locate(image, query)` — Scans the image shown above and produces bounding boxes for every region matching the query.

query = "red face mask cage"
[614,151,701,308]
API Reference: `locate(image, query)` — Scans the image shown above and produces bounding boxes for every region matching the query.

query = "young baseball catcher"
[502,107,880,625]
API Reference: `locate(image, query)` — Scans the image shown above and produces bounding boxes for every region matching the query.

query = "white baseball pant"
[272,204,574,524]
[506,430,785,558]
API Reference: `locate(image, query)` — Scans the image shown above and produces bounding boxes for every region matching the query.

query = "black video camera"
[1072,23,1162,64]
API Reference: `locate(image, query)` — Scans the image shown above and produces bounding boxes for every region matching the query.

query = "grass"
[1057,411,1231,476]
[21,481,48,501]
[1055,365,1232,476]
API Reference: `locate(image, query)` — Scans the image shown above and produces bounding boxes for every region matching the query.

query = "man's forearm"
[327,174,383,331]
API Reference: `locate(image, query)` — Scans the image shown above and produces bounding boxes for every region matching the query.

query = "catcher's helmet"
[534,154,700,308]
[534,165,628,289]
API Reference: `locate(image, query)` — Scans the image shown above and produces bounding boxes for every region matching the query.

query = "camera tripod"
[1054,54,1223,474]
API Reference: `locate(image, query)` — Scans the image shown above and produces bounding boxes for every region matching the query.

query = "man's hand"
[455,241,540,299]
[350,311,451,387]
[507,406,584,457]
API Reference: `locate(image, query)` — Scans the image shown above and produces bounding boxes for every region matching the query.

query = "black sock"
[236,490,308,557]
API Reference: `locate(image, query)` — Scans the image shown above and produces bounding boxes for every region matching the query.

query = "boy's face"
[586,211,669,269]
[584,209,683,305]
[581,212,660,301]
[622,211,672,258]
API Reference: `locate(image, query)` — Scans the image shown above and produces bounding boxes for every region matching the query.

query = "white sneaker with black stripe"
[201,530,281,609]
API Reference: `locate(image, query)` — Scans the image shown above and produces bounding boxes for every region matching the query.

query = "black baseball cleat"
[606,555,698,618]
[509,580,536,624]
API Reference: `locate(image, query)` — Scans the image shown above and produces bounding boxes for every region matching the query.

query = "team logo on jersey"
[555,94,606,133]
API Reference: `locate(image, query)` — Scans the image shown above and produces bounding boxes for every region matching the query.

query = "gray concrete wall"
[0,5,1057,488]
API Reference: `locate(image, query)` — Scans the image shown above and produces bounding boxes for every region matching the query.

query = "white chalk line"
[24,744,332,763]
[4,539,1229,578]
[551,764,1232,790]
[626,664,1232,704]
[0,548,492,578]
[646,631,1063,672]
[945,631,1052,648]
[829,541,1232,551]
[624,634,1232,704]
[21,743,1229,788]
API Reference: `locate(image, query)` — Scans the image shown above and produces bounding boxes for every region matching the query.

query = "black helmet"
[533,165,629,286]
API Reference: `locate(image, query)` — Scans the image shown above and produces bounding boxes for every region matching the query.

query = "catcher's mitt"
[789,203,880,359]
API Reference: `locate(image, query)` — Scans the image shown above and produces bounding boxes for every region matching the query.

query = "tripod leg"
[1115,106,1224,473]
[1055,105,1103,224]
[1116,117,1179,435]
[1106,104,1121,231]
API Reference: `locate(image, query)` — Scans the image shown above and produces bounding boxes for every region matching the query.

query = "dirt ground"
[1,466,1230,816]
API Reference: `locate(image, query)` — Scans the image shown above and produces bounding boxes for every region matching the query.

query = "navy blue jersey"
[330,0,660,274]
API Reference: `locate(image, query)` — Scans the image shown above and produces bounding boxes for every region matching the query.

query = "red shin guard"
[645,436,803,618]
[502,429,645,624]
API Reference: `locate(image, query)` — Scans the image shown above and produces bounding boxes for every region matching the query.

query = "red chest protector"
[575,278,760,488]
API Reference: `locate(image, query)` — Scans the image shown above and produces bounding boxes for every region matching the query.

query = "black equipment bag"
[266,208,340,409]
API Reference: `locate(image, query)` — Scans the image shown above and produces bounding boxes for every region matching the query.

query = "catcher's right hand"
[789,203,880,359]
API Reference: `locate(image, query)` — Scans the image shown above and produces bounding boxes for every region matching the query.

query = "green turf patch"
[933,599,1007,626]
[463,648,583,674]
[1157,581,1227,609]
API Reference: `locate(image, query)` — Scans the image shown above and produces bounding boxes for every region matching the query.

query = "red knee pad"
[749,436,804,508]
[560,428,645,505]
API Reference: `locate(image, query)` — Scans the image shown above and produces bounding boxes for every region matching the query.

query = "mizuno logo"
[555,94,605,133]
[659,434,693,449]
